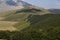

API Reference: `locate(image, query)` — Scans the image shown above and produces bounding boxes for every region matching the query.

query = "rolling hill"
[0,6,50,31]
[0,0,60,40]
[13,14,60,40]
[0,7,60,40]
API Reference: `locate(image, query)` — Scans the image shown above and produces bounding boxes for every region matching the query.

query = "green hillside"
[0,8,60,40]
[13,14,60,40]
[3,8,49,30]
[0,10,16,17]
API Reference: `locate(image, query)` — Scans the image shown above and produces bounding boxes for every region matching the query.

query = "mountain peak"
[0,0,32,12]
[0,0,32,6]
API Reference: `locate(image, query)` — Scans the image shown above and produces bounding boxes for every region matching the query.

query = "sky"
[22,0,60,9]
[0,0,60,12]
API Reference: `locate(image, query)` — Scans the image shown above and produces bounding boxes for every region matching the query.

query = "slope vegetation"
[0,10,18,31]
[13,14,60,40]
[3,7,49,30]
[0,7,60,40]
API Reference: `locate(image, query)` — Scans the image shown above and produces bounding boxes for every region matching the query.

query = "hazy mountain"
[6,0,32,6]
[48,9,60,14]
[0,0,32,12]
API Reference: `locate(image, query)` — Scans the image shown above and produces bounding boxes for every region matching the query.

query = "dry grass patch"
[0,21,18,31]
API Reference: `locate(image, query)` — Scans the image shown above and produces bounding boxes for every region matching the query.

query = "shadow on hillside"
[16,9,41,13]
[21,14,60,31]
[2,9,41,21]
[27,14,47,24]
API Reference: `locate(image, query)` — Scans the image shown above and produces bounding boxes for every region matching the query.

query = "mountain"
[8,9,60,40]
[3,7,50,21]
[3,10,60,40]
[0,0,32,12]
[0,6,60,40]
[48,9,60,14]
[0,0,60,40]
[0,6,50,31]
[6,0,32,6]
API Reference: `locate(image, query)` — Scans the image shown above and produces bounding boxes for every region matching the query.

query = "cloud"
[0,0,4,1]
[12,0,17,2]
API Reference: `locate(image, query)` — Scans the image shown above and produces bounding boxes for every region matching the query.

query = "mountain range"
[48,9,60,14]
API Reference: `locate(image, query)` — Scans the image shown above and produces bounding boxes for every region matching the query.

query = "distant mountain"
[6,0,32,6]
[0,0,32,12]
[0,0,32,6]
[48,9,60,14]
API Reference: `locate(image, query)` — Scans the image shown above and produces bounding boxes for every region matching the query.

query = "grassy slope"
[3,8,60,32]
[4,13,29,21]
[11,14,60,40]
[0,8,60,40]
[0,21,17,31]
[0,10,16,17]
[24,14,60,30]
[0,10,18,31]
[3,8,47,30]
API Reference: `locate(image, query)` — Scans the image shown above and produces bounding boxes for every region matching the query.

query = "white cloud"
[12,0,17,2]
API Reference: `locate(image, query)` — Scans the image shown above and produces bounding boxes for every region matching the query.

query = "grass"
[0,21,18,31]
[0,10,16,17]
[0,8,60,40]
[0,10,18,31]
[0,21,17,27]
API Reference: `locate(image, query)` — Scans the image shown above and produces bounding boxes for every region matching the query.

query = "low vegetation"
[0,8,60,40]
[13,14,60,40]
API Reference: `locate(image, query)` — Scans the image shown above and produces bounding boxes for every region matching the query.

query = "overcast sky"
[22,0,60,9]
